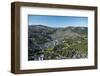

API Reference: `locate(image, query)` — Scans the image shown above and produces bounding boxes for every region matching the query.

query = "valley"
[28,25,88,61]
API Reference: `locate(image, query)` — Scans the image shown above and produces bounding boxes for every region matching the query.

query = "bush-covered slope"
[28,25,88,60]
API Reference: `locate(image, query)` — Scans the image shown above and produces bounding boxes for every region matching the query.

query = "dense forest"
[28,25,88,61]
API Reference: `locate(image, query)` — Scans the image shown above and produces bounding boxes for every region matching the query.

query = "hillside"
[28,25,88,60]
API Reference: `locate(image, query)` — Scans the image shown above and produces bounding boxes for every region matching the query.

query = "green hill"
[28,25,88,60]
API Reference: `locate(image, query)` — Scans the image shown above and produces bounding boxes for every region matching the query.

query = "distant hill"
[28,25,88,60]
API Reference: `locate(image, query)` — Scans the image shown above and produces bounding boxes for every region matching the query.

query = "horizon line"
[28,24,88,28]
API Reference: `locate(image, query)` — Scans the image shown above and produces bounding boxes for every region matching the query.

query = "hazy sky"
[28,15,88,27]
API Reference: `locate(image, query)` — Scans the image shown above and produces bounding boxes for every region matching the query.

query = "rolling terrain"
[28,25,88,60]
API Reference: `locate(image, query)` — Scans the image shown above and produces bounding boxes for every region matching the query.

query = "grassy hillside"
[28,25,88,60]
